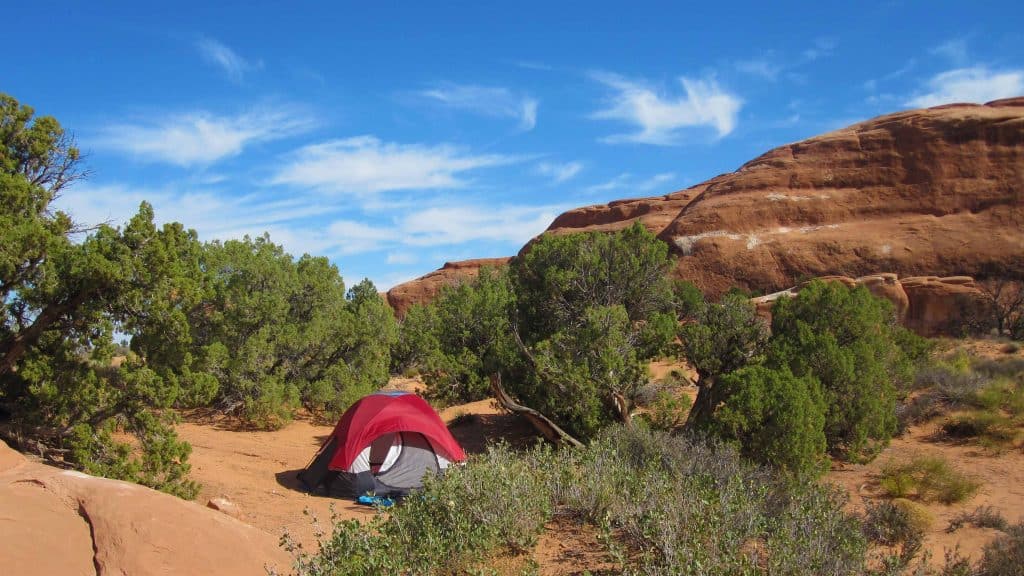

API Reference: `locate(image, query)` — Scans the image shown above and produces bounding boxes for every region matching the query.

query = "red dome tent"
[298,392,467,496]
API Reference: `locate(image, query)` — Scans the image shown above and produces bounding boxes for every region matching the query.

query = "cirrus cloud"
[418,84,539,130]
[907,67,1024,107]
[95,107,313,167]
[592,72,742,145]
[270,136,517,195]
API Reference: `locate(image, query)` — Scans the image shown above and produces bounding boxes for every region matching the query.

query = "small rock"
[206,497,240,518]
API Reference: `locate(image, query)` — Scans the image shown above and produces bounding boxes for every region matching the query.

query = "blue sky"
[5,2,1023,290]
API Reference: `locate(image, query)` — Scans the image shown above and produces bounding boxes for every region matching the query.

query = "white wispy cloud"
[906,67,1024,108]
[298,204,566,255]
[585,172,678,195]
[419,84,539,130]
[591,72,742,145]
[54,182,333,241]
[930,38,969,66]
[386,252,418,265]
[863,59,917,93]
[735,57,782,81]
[536,161,583,184]
[801,37,837,62]
[195,37,261,82]
[95,108,313,167]
[271,136,516,195]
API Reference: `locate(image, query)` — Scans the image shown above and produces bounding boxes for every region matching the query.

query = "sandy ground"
[828,419,1024,568]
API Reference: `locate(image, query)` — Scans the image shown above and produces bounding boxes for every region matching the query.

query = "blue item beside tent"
[357,494,395,507]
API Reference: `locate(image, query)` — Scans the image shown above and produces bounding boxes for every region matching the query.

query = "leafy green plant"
[768,281,919,462]
[878,456,980,504]
[286,443,552,576]
[712,365,828,476]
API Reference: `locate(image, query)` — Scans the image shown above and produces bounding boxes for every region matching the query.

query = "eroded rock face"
[751,273,979,336]
[386,257,511,317]
[0,441,289,576]
[387,99,1024,322]
[901,276,988,336]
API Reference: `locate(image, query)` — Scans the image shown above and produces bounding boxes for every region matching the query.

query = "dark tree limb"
[488,373,583,448]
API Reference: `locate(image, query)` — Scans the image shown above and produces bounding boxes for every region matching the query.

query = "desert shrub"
[549,426,867,576]
[879,455,980,504]
[863,499,933,546]
[768,281,917,462]
[942,411,1016,444]
[286,443,552,576]
[947,506,1008,533]
[913,365,991,408]
[636,386,691,432]
[972,357,1024,381]
[711,365,829,477]
[977,521,1024,576]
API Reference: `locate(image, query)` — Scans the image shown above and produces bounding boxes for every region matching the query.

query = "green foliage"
[0,93,200,497]
[677,292,770,427]
[638,388,691,432]
[548,426,868,576]
[878,455,980,504]
[768,281,913,462]
[511,222,675,340]
[526,305,647,438]
[394,268,515,406]
[284,443,552,576]
[493,223,678,440]
[141,236,397,428]
[713,365,828,476]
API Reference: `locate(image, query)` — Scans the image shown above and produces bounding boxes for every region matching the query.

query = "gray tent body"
[299,431,444,497]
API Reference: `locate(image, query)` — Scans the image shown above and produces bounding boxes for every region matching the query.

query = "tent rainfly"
[298,392,467,496]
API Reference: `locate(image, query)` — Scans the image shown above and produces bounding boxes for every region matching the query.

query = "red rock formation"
[554,98,1024,296]
[0,441,289,576]
[388,99,1024,321]
[901,276,988,336]
[386,257,511,317]
[751,273,980,336]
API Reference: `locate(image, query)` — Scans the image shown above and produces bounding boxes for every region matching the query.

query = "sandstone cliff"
[387,99,1024,319]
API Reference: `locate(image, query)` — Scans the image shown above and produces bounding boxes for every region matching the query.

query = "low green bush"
[287,426,871,575]
[879,456,980,504]
[284,443,552,576]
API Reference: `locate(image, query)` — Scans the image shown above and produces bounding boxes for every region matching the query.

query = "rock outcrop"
[387,99,1024,321]
[0,441,289,576]
[751,273,986,335]
[386,257,511,317]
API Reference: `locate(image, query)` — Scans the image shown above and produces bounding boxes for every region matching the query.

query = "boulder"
[386,257,510,317]
[207,496,241,518]
[0,441,290,576]
[902,276,988,336]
